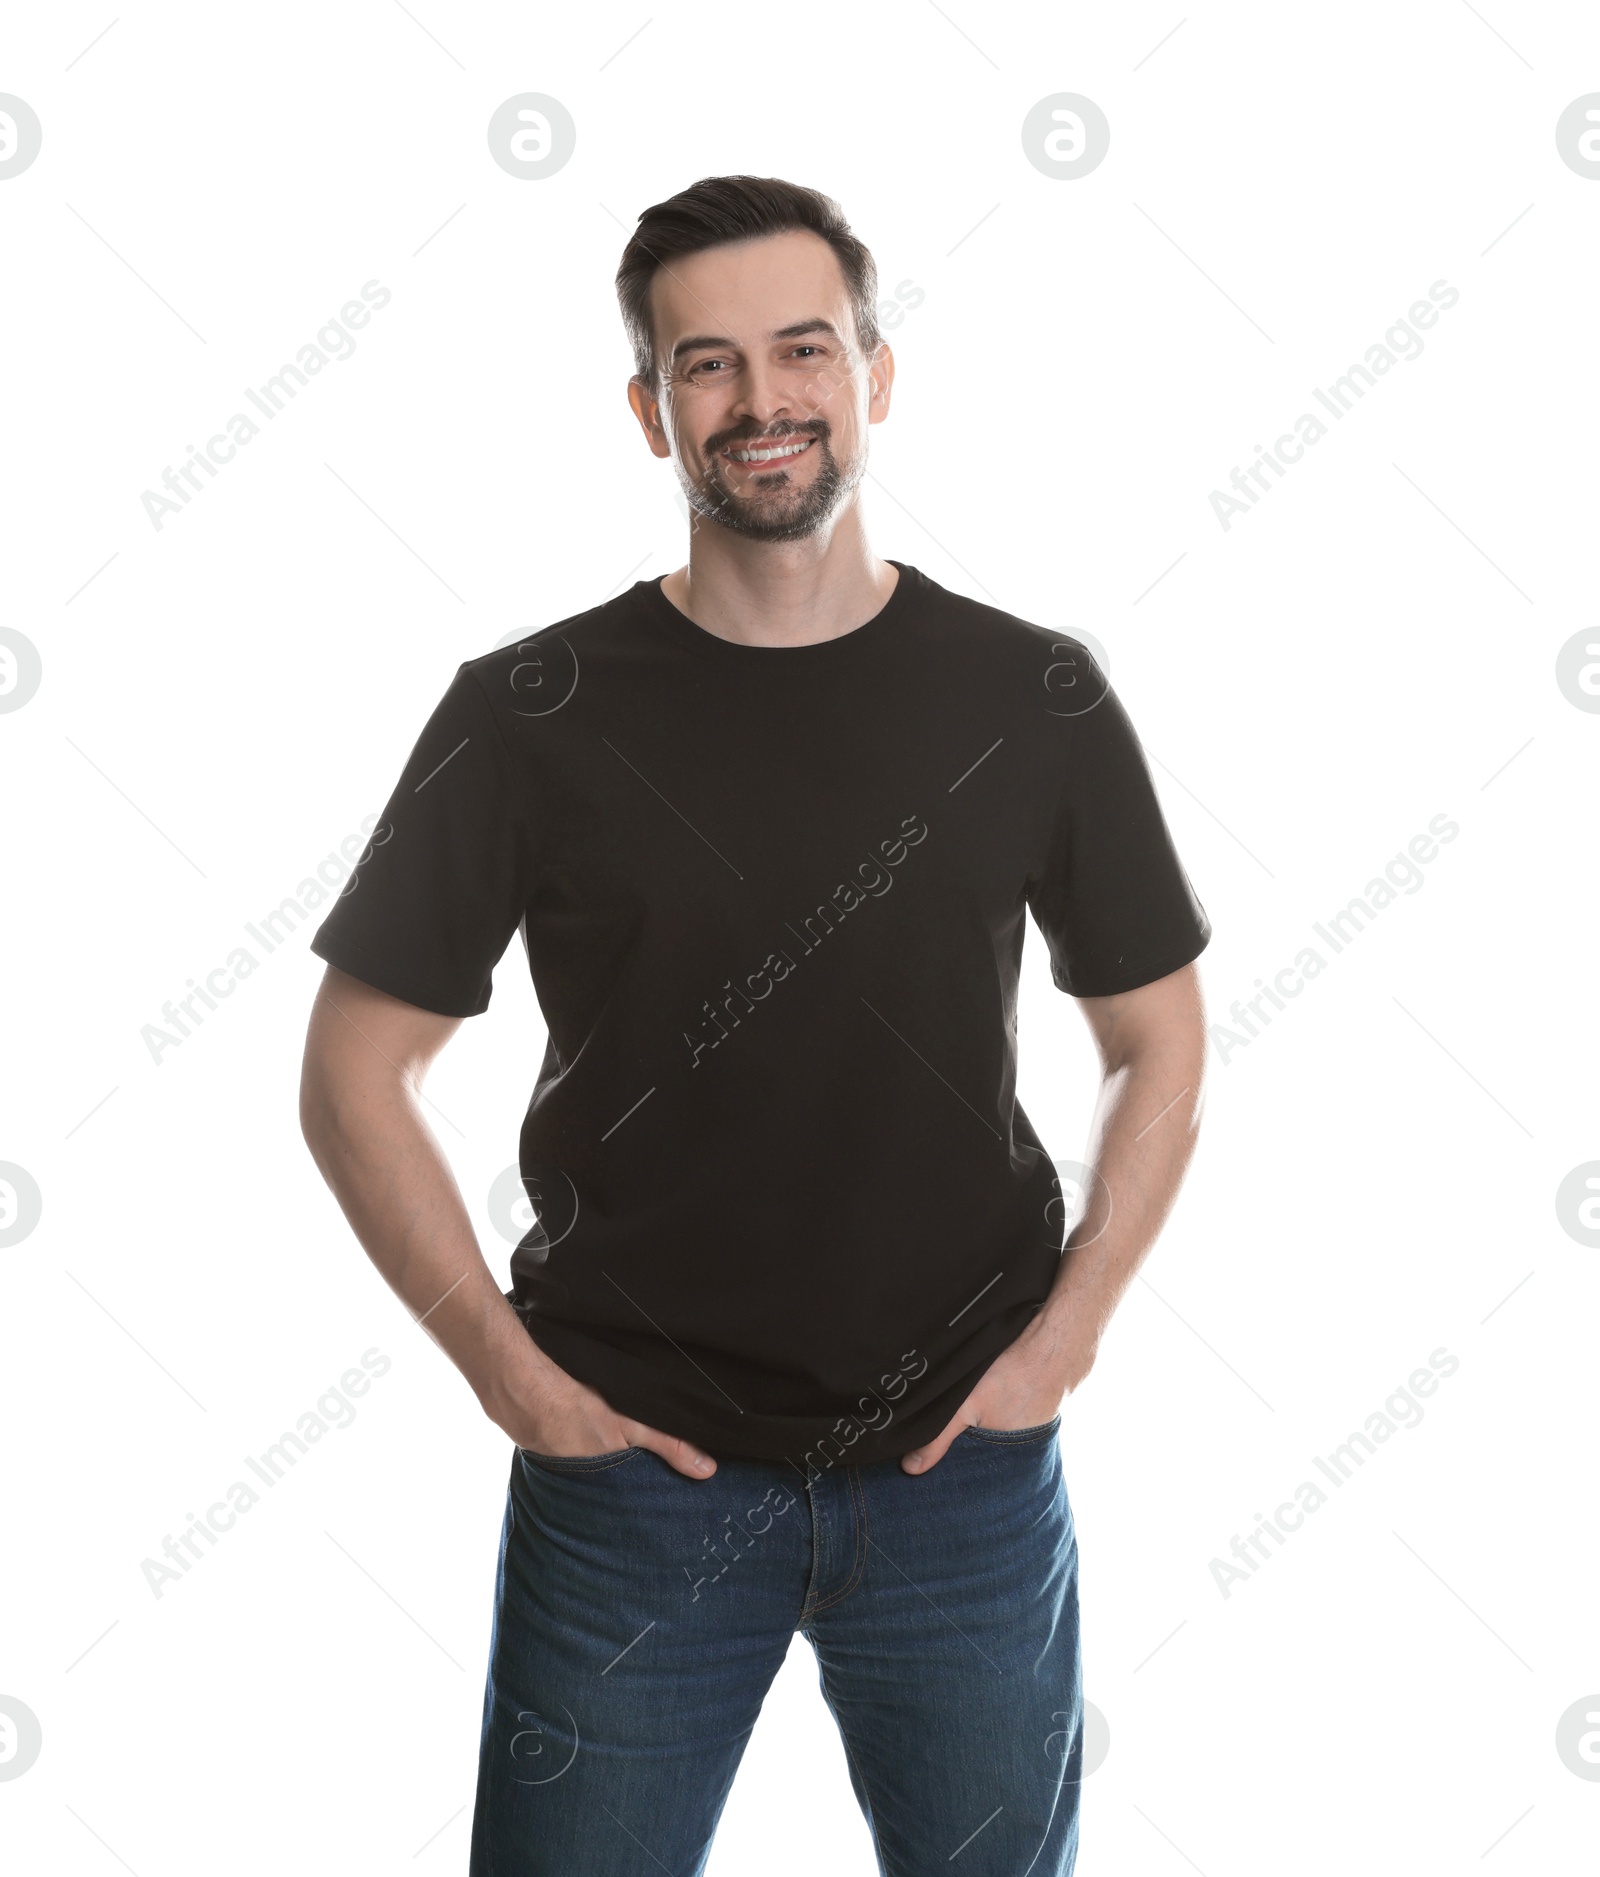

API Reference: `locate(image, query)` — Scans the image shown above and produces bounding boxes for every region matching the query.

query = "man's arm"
[901,960,1207,1472]
[298,964,719,1477]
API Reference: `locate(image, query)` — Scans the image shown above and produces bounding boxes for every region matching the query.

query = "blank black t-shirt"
[309,562,1210,1469]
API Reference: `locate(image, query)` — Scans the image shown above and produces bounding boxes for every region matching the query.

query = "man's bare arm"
[298,965,718,1476]
[1031,958,1208,1369]
[901,961,1207,1470]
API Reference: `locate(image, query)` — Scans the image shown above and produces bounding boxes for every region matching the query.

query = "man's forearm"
[300,1074,554,1418]
[1031,1048,1205,1387]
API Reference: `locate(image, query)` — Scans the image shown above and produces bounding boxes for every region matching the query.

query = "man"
[300,174,1210,1876]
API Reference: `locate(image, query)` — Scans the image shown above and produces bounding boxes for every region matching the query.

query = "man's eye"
[690,359,726,374]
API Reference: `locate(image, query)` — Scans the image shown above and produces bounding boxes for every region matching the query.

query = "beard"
[676,420,861,543]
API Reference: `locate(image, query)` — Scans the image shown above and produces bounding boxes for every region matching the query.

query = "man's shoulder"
[471,585,651,665]
[901,566,1104,675]
[456,584,655,710]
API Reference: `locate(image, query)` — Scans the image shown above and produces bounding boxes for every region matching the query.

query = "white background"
[3,2,1597,1871]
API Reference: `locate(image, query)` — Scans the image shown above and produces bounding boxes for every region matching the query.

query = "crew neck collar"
[634,560,919,665]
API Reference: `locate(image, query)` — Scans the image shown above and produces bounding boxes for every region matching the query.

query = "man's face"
[628,229,892,542]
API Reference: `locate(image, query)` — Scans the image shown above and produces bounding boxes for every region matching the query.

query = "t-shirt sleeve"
[308,662,535,1017]
[1026,654,1211,998]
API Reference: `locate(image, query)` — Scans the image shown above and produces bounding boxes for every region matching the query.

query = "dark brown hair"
[615,175,882,394]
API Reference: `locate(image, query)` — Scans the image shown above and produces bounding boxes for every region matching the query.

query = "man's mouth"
[720,436,816,467]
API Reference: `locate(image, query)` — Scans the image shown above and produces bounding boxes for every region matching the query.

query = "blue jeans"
[469,1418,1082,1875]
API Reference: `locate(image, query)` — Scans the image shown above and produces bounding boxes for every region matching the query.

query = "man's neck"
[659,515,899,649]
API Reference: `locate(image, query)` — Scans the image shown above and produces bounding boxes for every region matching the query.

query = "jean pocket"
[517,1444,648,1473]
[959,1416,1062,1446]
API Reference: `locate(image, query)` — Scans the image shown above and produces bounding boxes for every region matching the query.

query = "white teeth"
[729,440,811,462]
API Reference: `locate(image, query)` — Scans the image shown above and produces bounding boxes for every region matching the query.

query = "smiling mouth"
[721,436,816,467]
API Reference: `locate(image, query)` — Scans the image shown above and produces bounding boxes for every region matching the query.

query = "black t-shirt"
[309,562,1209,1469]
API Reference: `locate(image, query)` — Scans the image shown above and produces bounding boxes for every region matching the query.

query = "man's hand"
[300,966,723,1480]
[487,1356,719,1479]
[899,1314,1095,1474]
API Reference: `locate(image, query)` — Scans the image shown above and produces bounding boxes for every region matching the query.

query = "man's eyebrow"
[668,318,844,366]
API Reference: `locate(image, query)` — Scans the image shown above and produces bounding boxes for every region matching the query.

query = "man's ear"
[627,374,673,459]
[867,344,895,425]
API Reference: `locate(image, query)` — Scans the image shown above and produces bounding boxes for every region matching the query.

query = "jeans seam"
[807,1466,869,1615]
[961,1418,1061,1446]
[517,1445,645,1473]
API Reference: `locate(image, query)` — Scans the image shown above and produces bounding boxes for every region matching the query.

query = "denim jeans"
[469,1417,1082,1875]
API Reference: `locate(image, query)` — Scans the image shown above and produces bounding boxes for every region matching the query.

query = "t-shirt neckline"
[634,559,917,665]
